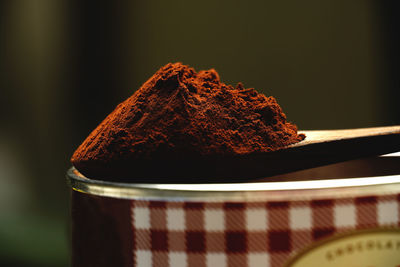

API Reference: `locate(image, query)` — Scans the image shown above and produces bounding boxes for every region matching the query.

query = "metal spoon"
[74,126,400,183]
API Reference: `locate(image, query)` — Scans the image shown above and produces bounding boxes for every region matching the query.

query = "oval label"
[285,228,400,267]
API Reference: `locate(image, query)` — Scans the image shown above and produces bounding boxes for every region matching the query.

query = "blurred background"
[0,0,399,266]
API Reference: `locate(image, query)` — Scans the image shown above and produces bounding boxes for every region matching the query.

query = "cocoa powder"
[71,63,305,182]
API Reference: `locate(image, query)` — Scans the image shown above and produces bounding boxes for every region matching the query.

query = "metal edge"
[66,167,400,201]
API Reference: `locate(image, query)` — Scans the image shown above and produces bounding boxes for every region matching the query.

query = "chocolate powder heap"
[72,63,305,182]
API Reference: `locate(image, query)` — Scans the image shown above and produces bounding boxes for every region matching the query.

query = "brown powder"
[71,63,305,182]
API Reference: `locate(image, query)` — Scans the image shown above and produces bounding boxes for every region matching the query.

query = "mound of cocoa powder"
[71,63,305,182]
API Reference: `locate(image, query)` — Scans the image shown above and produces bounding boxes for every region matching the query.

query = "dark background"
[0,1,399,266]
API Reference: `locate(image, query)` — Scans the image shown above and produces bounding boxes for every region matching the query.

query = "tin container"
[67,153,400,267]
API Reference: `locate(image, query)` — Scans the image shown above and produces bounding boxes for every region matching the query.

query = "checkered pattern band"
[132,194,400,267]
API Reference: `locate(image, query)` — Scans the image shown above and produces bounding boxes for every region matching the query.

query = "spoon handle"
[295,125,400,147]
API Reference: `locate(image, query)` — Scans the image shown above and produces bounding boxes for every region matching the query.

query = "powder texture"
[71,63,305,182]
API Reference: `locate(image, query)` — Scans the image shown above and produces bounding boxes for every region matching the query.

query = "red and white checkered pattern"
[131,194,400,267]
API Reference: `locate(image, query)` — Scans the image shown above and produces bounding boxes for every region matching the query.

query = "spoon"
[74,126,400,183]
[240,125,400,181]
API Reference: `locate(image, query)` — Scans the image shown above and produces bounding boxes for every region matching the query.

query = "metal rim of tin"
[67,167,400,202]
